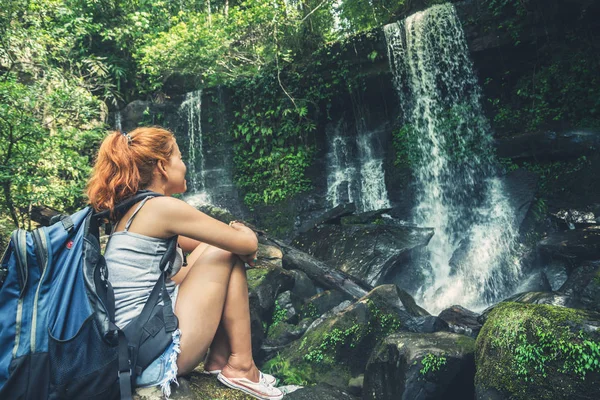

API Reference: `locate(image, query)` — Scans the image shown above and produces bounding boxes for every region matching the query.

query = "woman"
[87,127,283,400]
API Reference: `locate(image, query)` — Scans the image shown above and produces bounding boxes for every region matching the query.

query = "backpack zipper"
[12,230,27,358]
[31,229,49,352]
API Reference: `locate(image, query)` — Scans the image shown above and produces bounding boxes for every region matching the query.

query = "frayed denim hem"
[159,329,181,398]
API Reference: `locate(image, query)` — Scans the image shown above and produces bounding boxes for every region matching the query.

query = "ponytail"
[87,127,175,216]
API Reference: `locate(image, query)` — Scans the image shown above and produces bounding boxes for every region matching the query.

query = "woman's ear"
[156,159,169,180]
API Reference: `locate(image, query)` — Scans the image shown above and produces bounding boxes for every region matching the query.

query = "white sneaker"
[205,369,277,386]
[217,372,283,400]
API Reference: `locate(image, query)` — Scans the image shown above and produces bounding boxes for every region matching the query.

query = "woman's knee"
[201,246,237,265]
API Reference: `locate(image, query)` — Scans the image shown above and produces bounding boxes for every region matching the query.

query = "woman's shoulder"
[145,196,206,218]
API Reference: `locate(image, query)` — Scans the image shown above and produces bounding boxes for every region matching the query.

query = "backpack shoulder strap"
[95,190,163,221]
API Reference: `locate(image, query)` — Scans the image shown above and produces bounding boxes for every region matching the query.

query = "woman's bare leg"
[218,261,259,381]
[174,246,238,374]
[174,245,259,382]
[203,323,230,371]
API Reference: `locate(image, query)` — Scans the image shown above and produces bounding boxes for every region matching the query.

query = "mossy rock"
[475,302,600,400]
[363,332,476,400]
[267,286,412,388]
[133,369,254,400]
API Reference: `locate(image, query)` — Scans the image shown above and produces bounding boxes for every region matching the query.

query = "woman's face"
[164,141,187,195]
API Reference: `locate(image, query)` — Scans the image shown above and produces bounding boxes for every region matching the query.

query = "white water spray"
[115,111,122,132]
[179,90,210,204]
[326,120,390,211]
[384,4,521,313]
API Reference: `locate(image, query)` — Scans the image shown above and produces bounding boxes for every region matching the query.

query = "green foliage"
[485,0,527,45]
[262,353,312,386]
[530,197,547,223]
[301,299,402,366]
[300,302,320,320]
[520,156,590,195]
[334,0,406,36]
[487,25,600,133]
[392,124,416,168]
[420,353,447,375]
[303,324,362,364]
[228,36,365,206]
[270,300,288,330]
[366,299,402,334]
[0,74,104,228]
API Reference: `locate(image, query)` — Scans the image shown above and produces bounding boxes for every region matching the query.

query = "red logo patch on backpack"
[66,240,73,250]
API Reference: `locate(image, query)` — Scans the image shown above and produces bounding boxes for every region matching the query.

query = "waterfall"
[115,111,122,132]
[326,120,390,211]
[179,90,211,205]
[357,130,390,211]
[327,121,358,207]
[384,4,521,313]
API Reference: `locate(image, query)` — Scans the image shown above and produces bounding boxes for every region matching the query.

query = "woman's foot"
[217,371,283,400]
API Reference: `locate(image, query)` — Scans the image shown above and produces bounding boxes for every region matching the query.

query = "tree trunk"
[266,237,371,299]
[2,181,19,228]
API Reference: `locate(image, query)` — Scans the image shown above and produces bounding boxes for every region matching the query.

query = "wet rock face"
[552,209,598,230]
[538,226,600,263]
[247,265,295,354]
[303,290,351,318]
[559,260,600,313]
[495,130,600,163]
[288,269,318,301]
[285,384,358,399]
[292,224,434,287]
[502,169,539,229]
[438,305,482,338]
[475,302,600,400]
[363,332,476,400]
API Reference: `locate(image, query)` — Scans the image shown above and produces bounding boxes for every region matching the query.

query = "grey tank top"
[105,197,183,328]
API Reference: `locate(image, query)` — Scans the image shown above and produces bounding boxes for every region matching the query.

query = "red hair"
[87,127,175,215]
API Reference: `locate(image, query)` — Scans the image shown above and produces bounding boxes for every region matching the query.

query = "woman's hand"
[229,221,258,266]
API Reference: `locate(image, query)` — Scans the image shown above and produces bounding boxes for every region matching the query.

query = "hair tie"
[121,131,132,145]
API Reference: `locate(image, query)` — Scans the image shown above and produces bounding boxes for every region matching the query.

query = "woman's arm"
[154,197,258,256]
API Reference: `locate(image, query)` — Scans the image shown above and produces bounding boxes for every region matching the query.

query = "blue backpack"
[0,191,179,399]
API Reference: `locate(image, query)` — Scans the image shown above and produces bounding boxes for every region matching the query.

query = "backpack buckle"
[118,368,131,378]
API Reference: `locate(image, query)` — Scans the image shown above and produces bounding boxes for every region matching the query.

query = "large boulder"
[247,265,295,354]
[272,285,418,389]
[502,169,539,229]
[296,203,357,234]
[288,269,318,301]
[438,305,482,338]
[538,226,600,263]
[559,260,600,313]
[475,302,600,400]
[292,224,434,287]
[363,332,476,400]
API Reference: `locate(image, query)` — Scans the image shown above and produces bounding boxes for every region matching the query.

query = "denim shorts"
[136,329,181,398]
[135,286,181,397]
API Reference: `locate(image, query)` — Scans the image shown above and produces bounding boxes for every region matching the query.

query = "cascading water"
[384,4,521,313]
[356,129,391,211]
[326,120,390,211]
[114,111,122,132]
[179,89,211,205]
[326,121,358,207]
